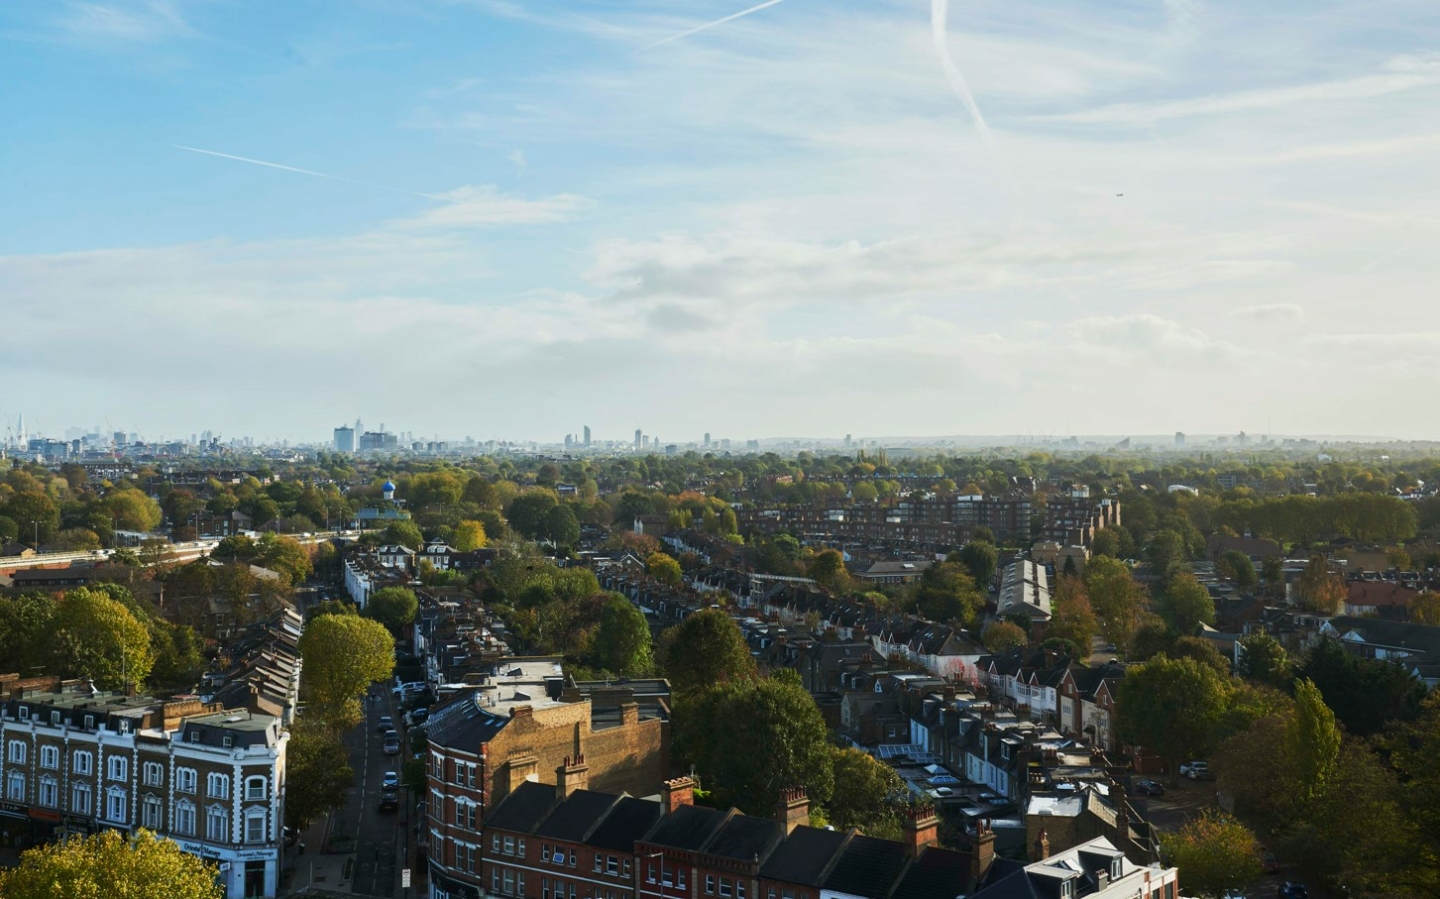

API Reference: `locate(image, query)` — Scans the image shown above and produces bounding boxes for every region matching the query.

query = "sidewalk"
[282,809,355,896]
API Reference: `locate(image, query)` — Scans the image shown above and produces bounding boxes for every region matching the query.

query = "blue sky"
[4,0,1440,443]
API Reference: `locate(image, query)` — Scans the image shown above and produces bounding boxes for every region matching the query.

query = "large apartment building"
[0,681,288,899]
[1042,491,1121,547]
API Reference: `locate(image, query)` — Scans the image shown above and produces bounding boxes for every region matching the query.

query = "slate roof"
[821,834,910,899]
[643,804,731,852]
[424,690,511,750]
[757,826,849,886]
[892,846,973,899]
[484,781,559,833]
[705,814,784,862]
[536,790,622,842]
[587,797,664,853]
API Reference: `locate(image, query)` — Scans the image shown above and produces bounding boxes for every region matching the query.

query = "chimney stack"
[774,787,810,836]
[1034,828,1050,861]
[970,820,996,884]
[902,804,940,858]
[662,777,695,814]
[556,754,589,800]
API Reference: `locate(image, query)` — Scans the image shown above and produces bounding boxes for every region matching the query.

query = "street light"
[640,851,667,898]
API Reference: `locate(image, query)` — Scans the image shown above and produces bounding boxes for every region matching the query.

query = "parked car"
[1179,761,1212,780]
[406,708,430,726]
[1134,779,1165,796]
[382,770,400,790]
[1278,883,1309,899]
[1262,849,1279,873]
[377,715,393,732]
[379,791,398,812]
[383,736,401,755]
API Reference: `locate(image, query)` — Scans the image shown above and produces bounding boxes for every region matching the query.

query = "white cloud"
[55,1,193,42]
[1227,303,1305,323]
[390,185,591,230]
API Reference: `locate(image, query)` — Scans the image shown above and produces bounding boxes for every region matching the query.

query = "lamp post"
[641,851,667,899]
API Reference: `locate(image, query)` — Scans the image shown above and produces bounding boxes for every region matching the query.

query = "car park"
[382,770,399,790]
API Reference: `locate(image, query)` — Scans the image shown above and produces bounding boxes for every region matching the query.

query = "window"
[720,878,733,898]
[51,711,61,726]
[492,835,501,852]
[175,800,196,836]
[143,762,163,787]
[6,771,24,801]
[570,849,577,869]
[40,745,59,769]
[543,878,551,899]
[207,805,228,842]
[177,768,198,794]
[464,763,477,788]
[38,776,58,808]
[595,855,604,873]
[518,873,526,896]
[73,782,92,815]
[7,740,26,764]
[245,809,267,844]
[623,860,631,878]
[607,856,618,875]
[662,867,674,887]
[455,802,466,826]
[245,776,266,801]
[503,835,515,856]
[74,750,94,775]
[118,719,130,735]
[737,882,746,899]
[647,864,656,884]
[552,847,566,866]
[107,756,128,782]
[106,787,128,822]
[17,707,28,720]
[492,871,500,895]
[502,869,515,895]
[222,736,232,749]
[207,773,230,798]
[84,714,95,729]
[679,872,687,889]
[543,845,551,863]
[706,875,716,894]
[142,795,162,829]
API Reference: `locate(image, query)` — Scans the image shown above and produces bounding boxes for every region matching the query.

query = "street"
[349,685,406,897]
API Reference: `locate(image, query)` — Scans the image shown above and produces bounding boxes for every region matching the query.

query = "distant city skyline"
[4,2,1439,437]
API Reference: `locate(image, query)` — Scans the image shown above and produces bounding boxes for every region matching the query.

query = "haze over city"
[4,0,1439,439]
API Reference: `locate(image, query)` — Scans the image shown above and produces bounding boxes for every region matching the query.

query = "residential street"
[348,686,405,897]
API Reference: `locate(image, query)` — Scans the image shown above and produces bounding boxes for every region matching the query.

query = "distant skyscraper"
[583,425,591,447]
[634,429,642,448]
[703,432,711,447]
[844,434,852,448]
[334,426,356,453]
[565,434,573,450]
[1175,431,1185,447]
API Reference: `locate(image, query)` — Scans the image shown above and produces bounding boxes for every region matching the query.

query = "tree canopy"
[298,614,396,728]
[588,594,653,678]
[0,828,223,899]
[367,586,419,631]
[1162,810,1263,899]
[1117,654,1230,774]
[660,608,758,696]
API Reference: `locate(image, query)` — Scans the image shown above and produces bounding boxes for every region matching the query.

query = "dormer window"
[18,707,29,721]
[1061,877,1074,898]
[51,711,62,726]
[1112,858,1122,879]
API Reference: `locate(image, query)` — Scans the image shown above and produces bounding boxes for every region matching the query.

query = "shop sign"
[236,848,277,861]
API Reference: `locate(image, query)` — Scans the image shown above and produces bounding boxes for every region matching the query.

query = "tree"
[540,503,581,547]
[982,620,1027,653]
[1161,810,1263,898]
[1298,637,1426,736]
[647,552,683,586]
[0,828,223,899]
[381,519,424,550]
[1214,713,1296,818]
[1157,573,1215,635]
[367,587,419,632]
[1218,550,1258,588]
[808,549,850,594]
[5,491,60,546]
[0,592,57,676]
[1048,576,1097,660]
[1288,678,1340,803]
[50,588,154,690]
[299,614,396,729]
[851,481,879,503]
[912,560,984,625]
[589,594,653,677]
[957,541,998,591]
[676,678,834,815]
[660,608,758,696]
[47,528,101,551]
[147,619,205,693]
[827,747,903,837]
[508,490,561,540]
[1116,655,1230,777]
[452,519,488,551]
[1085,556,1148,653]
[1171,636,1231,678]
[285,722,355,831]
[1410,591,1440,626]
[105,488,163,532]
[1236,630,1291,688]
[1148,528,1186,579]
[1295,555,1346,615]
[253,532,313,585]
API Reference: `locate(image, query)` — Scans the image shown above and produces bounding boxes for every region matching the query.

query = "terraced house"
[0,679,288,899]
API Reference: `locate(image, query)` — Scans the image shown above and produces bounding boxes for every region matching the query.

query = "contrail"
[172,145,454,202]
[639,0,786,51]
[930,0,998,159]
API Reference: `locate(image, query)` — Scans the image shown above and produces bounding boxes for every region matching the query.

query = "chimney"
[1095,870,1110,890]
[774,787,810,836]
[621,702,639,728]
[902,804,940,858]
[1033,828,1050,861]
[556,754,589,800]
[970,820,996,883]
[662,777,695,814]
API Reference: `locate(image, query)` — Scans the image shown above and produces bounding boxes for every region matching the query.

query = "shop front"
[176,840,278,899]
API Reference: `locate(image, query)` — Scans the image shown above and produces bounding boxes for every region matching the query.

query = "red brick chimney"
[556,754,589,800]
[970,821,996,883]
[1033,828,1050,861]
[662,777,695,814]
[902,805,940,858]
[774,787,810,836]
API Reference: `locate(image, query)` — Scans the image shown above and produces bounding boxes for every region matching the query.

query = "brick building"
[0,680,288,899]
[1042,492,1121,547]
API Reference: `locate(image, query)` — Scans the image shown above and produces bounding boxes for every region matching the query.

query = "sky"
[3,0,1440,445]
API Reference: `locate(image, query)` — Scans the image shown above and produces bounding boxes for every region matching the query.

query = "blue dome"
[382,480,396,492]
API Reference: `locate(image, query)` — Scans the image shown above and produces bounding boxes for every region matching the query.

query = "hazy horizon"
[5,0,1439,439]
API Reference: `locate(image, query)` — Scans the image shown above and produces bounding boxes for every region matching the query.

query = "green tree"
[285,722,355,831]
[0,828,223,899]
[589,594,653,677]
[541,503,581,547]
[659,608,758,696]
[808,549,850,594]
[1295,555,1346,615]
[957,541,998,592]
[1410,591,1440,626]
[1148,528,1186,579]
[912,560,984,625]
[1219,550,1258,588]
[147,619,205,692]
[105,488,163,532]
[381,519,425,550]
[1236,629,1291,688]
[1298,637,1426,736]
[50,587,154,690]
[981,620,1027,653]
[1116,654,1230,777]
[1085,556,1148,653]
[851,481,879,503]
[253,532,313,584]
[676,678,834,815]
[647,551,683,586]
[298,614,396,729]
[1162,810,1263,899]
[5,491,60,546]
[1048,576,1097,660]
[452,520,488,551]
[508,490,561,540]
[827,747,903,838]
[0,592,57,676]
[1213,713,1296,818]
[367,587,419,632]
[1157,572,1215,635]
[1288,678,1341,803]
